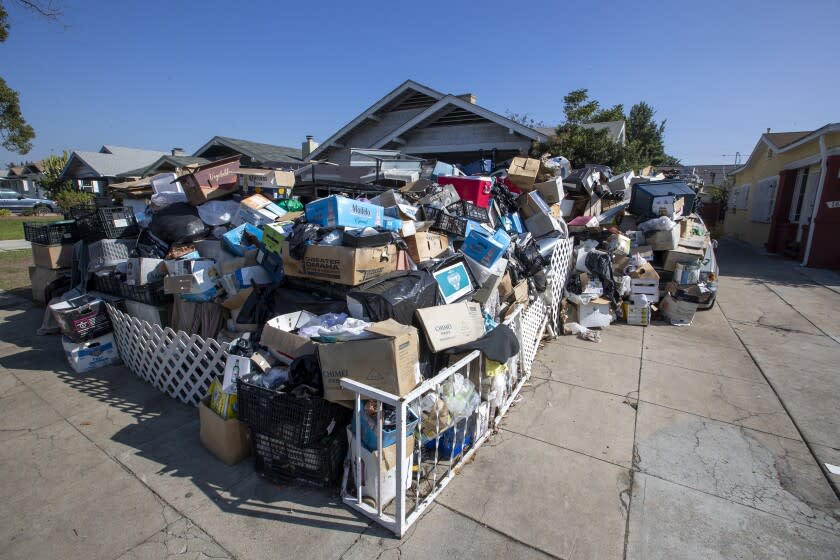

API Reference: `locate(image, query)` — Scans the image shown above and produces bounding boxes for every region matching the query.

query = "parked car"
[0,190,58,214]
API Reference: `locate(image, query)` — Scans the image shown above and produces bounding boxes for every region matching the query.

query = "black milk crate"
[446,200,490,223]
[98,206,139,239]
[23,220,79,245]
[66,205,97,219]
[72,207,105,241]
[420,204,443,222]
[251,430,346,487]
[237,377,351,446]
[93,274,171,305]
[49,294,112,342]
[431,211,469,236]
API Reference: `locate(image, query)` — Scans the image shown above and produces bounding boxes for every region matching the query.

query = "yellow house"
[725,124,840,267]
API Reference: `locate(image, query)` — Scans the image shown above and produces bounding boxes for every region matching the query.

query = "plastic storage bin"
[98,206,139,239]
[23,220,79,245]
[87,239,136,272]
[436,176,493,208]
[629,180,697,219]
[446,200,490,223]
[237,377,350,447]
[49,294,113,342]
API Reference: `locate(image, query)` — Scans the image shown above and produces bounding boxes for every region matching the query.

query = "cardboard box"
[199,397,251,466]
[262,223,286,255]
[282,241,399,286]
[177,155,241,206]
[305,195,384,229]
[570,297,612,328]
[622,301,650,326]
[415,301,484,352]
[524,213,563,237]
[664,244,706,272]
[568,194,601,218]
[231,193,287,227]
[405,231,449,263]
[532,177,564,204]
[629,261,659,281]
[62,333,121,373]
[31,243,73,269]
[507,157,540,190]
[29,265,70,304]
[630,278,660,302]
[220,287,252,311]
[645,224,680,251]
[651,195,684,219]
[318,320,421,402]
[606,234,631,256]
[461,226,510,268]
[498,272,514,302]
[517,190,551,219]
[512,279,529,304]
[126,258,165,286]
[260,311,318,362]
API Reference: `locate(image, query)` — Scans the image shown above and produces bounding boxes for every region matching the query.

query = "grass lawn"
[0,215,61,241]
[0,248,33,298]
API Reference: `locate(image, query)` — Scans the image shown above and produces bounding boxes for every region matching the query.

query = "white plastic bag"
[197,200,240,226]
[440,373,480,420]
[638,216,675,232]
[565,321,601,343]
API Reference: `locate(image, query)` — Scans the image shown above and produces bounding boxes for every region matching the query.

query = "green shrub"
[0,209,11,217]
[54,189,94,213]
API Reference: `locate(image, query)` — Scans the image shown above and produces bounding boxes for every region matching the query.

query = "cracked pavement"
[1,237,839,559]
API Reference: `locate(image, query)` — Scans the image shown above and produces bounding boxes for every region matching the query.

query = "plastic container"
[629,180,697,219]
[49,294,113,342]
[93,274,172,305]
[236,377,350,447]
[73,208,105,242]
[446,200,490,223]
[87,239,136,272]
[351,406,420,453]
[423,417,473,460]
[98,206,140,239]
[431,212,469,237]
[436,176,493,208]
[251,430,346,487]
[23,220,79,245]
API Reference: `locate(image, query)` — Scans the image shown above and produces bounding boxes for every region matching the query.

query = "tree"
[40,150,71,195]
[0,1,62,155]
[504,110,546,128]
[541,89,677,172]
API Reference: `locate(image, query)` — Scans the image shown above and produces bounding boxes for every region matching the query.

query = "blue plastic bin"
[222,223,263,256]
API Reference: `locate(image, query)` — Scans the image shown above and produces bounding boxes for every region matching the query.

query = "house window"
[81,179,93,187]
[735,184,750,210]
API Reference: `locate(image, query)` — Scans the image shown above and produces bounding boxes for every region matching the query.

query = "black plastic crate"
[446,200,490,223]
[93,274,172,305]
[66,205,97,219]
[251,430,346,487]
[420,204,443,222]
[49,294,112,342]
[431,211,468,236]
[237,377,350,447]
[73,209,105,241]
[98,206,139,239]
[23,220,79,245]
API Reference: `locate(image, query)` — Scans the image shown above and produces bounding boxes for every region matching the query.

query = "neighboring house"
[117,149,210,178]
[60,146,168,194]
[1,162,46,197]
[535,120,627,146]
[725,124,840,268]
[193,136,303,168]
[681,165,733,187]
[309,80,547,165]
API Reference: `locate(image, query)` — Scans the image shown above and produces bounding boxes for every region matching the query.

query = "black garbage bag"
[148,202,208,243]
[134,229,170,258]
[288,222,323,260]
[490,178,518,216]
[346,270,440,326]
[287,354,323,394]
[584,249,619,306]
[442,324,520,364]
[514,237,547,276]
[241,283,347,339]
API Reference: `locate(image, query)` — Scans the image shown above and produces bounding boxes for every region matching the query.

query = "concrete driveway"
[0,238,838,559]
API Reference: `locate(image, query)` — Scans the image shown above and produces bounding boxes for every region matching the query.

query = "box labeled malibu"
[317,319,422,403]
[305,195,384,229]
[281,241,399,286]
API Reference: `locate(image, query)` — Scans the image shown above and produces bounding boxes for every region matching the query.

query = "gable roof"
[193,136,302,165]
[59,145,168,180]
[370,93,546,151]
[728,124,840,176]
[308,80,446,161]
[118,155,210,178]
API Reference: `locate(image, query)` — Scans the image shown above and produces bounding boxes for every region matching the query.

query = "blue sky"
[2,0,837,167]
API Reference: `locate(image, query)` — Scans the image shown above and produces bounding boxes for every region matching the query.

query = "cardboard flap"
[365,318,415,338]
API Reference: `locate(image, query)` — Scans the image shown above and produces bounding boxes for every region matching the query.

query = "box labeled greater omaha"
[318,320,422,403]
[282,241,399,286]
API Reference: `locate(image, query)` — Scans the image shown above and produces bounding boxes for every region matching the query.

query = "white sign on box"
[222,354,250,394]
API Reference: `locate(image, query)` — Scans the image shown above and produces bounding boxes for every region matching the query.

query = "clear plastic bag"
[440,373,480,420]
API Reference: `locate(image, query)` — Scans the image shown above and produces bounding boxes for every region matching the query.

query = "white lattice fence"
[107,304,226,406]
[547,238,574,335]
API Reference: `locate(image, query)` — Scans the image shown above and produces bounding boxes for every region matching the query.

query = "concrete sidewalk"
[0,238,839,559]
[0,239,29,251]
